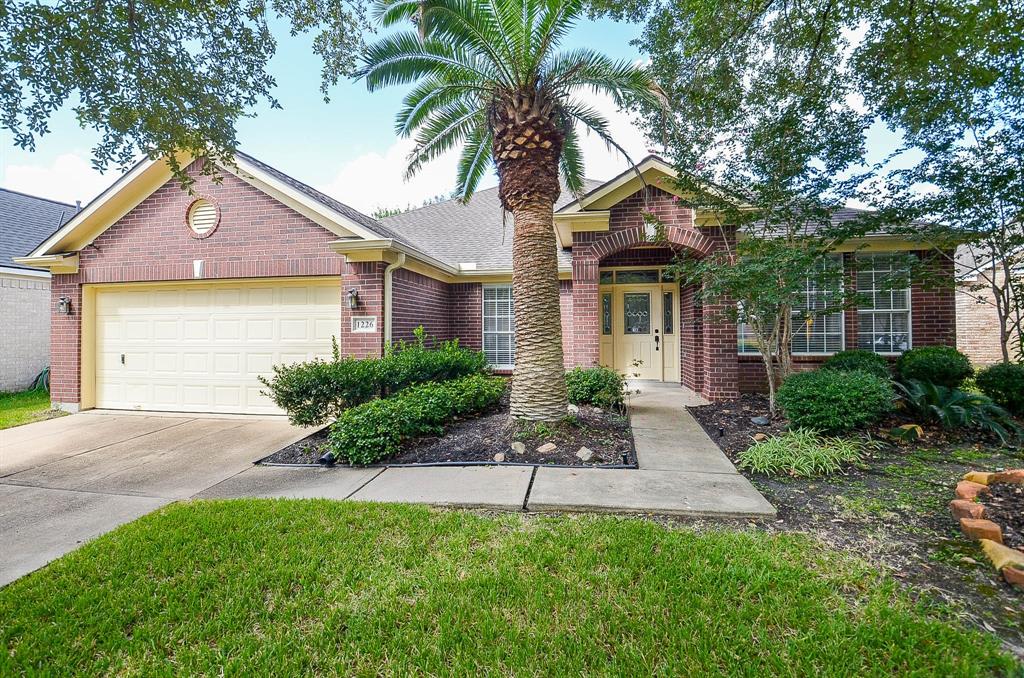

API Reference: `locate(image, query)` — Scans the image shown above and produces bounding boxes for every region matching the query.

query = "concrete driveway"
[0,411,308,587]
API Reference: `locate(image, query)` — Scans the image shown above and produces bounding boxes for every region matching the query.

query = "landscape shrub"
[777,369,895,433]
[821,350,891,380]
[895,346,973,388]
[565,366,625,409]
[894,379,1020,444]
[737,429,873,477]
[975,362,1024,416]
[329,374,506,465]
[260,328,488,427]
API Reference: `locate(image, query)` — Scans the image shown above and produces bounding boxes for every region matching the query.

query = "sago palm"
[357,0,662,420]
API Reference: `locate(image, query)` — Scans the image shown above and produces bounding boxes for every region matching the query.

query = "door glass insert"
[599,270,614,284]
[623,293,651,334]
[601,293,612,335]
[663,292,674,334]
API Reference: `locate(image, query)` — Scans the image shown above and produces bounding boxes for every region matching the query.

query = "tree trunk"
[489,90,568,420]
[508,196,568,420]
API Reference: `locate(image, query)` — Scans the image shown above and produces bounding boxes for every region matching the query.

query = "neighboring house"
[0,188,78,391]
[956,245,1017,365]
[18,154,956,414]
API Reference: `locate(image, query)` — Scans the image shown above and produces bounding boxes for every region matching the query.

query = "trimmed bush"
[260,329,488,427]
[975,362,1024,416]
[822,350,891,380]
[895,346,973,388]
[737,429,874,477]
[329,374,506,465]
[777,369,895,433]
[565,366,625,409]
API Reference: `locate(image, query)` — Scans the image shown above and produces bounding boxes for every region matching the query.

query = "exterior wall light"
[347,289,359,310]
[56,297,72,315]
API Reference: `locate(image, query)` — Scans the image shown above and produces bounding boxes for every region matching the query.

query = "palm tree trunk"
[509,195,568,420]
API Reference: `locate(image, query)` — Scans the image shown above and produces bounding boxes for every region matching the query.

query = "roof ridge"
[0,186,78,209]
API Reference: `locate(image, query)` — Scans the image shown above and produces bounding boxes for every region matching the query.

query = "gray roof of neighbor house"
[0,188,78,270]
[379,181,602,270]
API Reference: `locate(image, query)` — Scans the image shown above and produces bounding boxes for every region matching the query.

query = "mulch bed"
[686,394,785,455]
[262,394,635,467]
[986,482,1024,549]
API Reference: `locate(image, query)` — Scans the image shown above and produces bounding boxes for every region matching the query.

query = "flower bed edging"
[951,469,1024,589]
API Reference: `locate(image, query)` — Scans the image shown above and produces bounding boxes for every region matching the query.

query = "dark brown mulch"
[261,395,635,467]
[686,394,786,455]
[986,482,1024,549]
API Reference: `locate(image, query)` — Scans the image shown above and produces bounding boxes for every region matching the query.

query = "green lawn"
[0,501,1015,676]
[0,388,65,429]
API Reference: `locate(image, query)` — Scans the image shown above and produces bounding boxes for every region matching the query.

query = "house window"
[482,285,515,368]
[737,257,844,355]
[791,256,844,355]
[663,292,674,334]
[601,293,612,335]
[857,252,911,354]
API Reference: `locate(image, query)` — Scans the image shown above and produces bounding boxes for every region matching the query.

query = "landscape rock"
[949,499,986,520]
[955,480,990,501]
[536,442,556,453]
[980,539,1024,571]
[1003,565,1024,589]
[510,442,526,455]
[575,447,594,462]
[962,471,995,485]
[750,416,770,426]
[493,452,506,463]
[959,518,1003,543]
[567,403,580,415]
[752,433,768,442]
[992,469,1024,484]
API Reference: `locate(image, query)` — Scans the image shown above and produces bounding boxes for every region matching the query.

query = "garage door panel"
[95,280,340,414]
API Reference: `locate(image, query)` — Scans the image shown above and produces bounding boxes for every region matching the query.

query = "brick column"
[699,227,739,400]
[49,274,83,410]
[339,261,386,358]
[570,254,599,367]
[680,283,703,393]
[912,250,956,346]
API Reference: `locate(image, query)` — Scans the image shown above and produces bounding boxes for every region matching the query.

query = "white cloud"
[319,91,653,214]
[1,153,110,205]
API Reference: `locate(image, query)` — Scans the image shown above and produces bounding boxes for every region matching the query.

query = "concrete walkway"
[200,382,775,518]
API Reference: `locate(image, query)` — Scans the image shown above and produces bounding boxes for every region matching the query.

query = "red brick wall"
[559,280,574,366]
[50,159,348,406]
[391,268,452,344]
[450,283,483,351]
[911,251,957,347]
[340,261,385,358]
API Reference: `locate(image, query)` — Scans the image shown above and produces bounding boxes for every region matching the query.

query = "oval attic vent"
[188,199,218,236]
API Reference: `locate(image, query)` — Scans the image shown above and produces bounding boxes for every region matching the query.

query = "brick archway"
[587,224,717,262]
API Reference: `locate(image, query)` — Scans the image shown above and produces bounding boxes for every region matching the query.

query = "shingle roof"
[235,151,419,249]
[0,188,77,270]
[379,181,602,270]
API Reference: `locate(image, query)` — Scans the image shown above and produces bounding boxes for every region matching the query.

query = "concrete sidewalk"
[200,382,775,518]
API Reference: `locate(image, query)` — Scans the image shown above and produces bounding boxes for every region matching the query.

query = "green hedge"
[260,329,489,427]
[777,369,895,433]
[822,350,891,380]
[975,362,1024,416]
[566,366,625,409]
[895,346,973,388]
[329,374,507,465]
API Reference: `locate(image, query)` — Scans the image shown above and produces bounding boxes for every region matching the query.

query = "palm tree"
[357,0,662,420]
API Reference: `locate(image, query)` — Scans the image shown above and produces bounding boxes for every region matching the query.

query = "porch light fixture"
[347,289,359,310]
[56,296,72,315]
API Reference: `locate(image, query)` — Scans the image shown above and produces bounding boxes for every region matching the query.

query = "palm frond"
[396,77,488,136]
[455,125,494,200]
[543,48,661,109]
[559,124,585,196]
[406,101,488,177]
[527,0,583,75]
[357,32,496,91]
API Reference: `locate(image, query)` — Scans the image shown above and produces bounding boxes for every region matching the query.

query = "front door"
[615,285,662,380]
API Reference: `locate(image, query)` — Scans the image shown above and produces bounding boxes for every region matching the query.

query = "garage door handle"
[121,354,125,365]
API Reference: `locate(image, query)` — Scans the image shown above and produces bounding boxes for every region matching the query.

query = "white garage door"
[94,279,340,414]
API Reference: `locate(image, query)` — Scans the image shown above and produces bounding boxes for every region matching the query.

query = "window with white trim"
[856,253,911,354]
[737,256,845,355]
[482,285,515,368]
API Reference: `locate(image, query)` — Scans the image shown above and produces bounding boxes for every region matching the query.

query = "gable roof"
[0,188,77,271]
[379,180,602,271]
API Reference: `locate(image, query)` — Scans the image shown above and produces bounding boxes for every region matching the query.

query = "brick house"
[956,246,1017,365]
[19,154,956,414]
[0,188,77,391]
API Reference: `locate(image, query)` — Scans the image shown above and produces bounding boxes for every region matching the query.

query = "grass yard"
[0,388,64,429]
[0,501,1015,676]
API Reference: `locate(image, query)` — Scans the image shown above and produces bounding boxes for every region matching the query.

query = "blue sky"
[0,13,903,212]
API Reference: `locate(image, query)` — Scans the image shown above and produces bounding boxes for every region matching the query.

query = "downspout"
[383,252,407,346]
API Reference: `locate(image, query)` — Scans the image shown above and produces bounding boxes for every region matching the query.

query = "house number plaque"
[351,316,377,333]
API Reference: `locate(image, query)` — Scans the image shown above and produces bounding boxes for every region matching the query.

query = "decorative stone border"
[950,469,1024,589]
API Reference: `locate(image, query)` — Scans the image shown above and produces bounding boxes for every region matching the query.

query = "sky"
[0,14,904,214]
